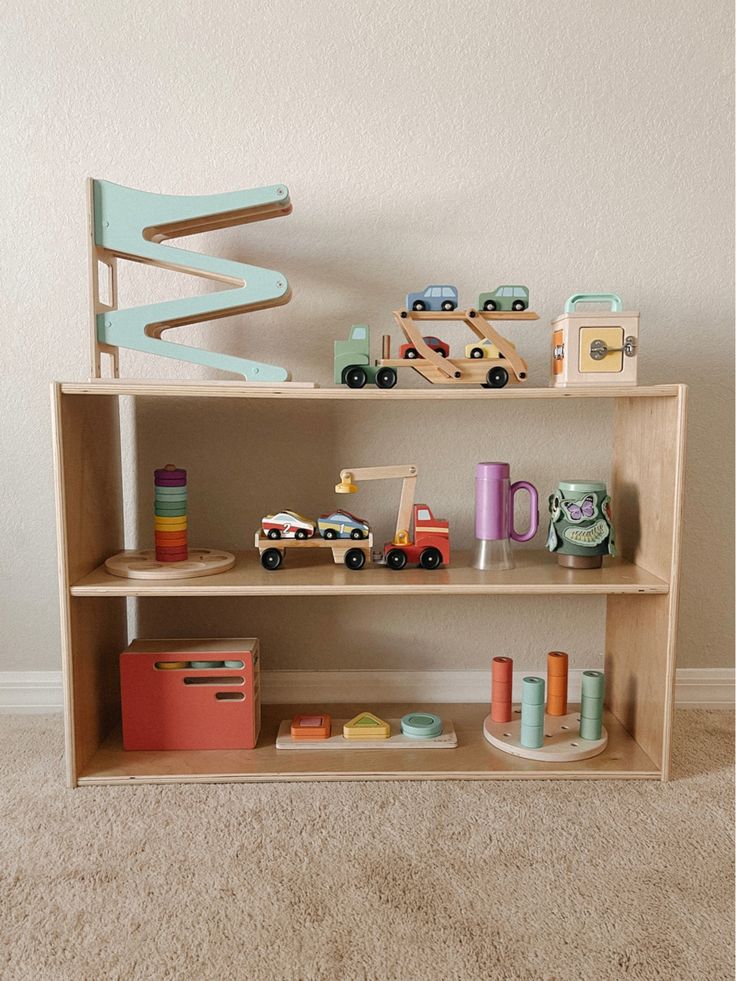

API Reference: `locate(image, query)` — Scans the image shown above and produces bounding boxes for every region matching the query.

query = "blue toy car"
[318,509,371,540]
[405,285,458,312]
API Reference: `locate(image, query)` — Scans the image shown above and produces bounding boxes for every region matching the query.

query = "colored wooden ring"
[154,487,188,497]
[580,718,603,741]
[492,656,513,678]
[547,652,569,675]
[400,712,443,739]
[155,548,189,557]
[154,518,187,527]
[154,466,186,480]
[154,507,188,517]
[581,671,605,698]
[155,539,188,548]
[490,704,513,723]
[520,724,544,749]
[491,683,512,702]
[156,555,190,563]
[520,703,545,726]
[521,676,545,704]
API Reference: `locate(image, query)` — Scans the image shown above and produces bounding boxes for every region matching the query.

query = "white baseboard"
[0,668,733,712]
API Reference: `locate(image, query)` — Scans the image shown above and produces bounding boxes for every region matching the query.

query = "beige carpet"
[1,710,733,981]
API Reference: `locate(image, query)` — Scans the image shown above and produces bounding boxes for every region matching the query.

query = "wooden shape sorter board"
[276,718,458,750]
[483,707,607,762]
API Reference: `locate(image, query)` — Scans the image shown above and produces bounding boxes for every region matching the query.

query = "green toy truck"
[334,325,398,389]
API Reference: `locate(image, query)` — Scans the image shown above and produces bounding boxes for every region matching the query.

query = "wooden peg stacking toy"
[491,656,513,723]
[154,465,188,562]
[520,676,545,749]
[546,651,569,716]
[580,670,605,741]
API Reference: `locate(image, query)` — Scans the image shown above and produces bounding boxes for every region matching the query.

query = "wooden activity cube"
[120,638,260,751]
[551,309,639,387]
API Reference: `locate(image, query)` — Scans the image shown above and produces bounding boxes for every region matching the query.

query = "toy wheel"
[267,528,281,539]
[412,301,426,311]
[470,347,484,359]
[512,300,526,311]
[486,366,509,388]
[350,528,365,539]
[483,300,497,311]
[375,367,397,389]
[441,301,455,311]
[404,348,418,359]
[323,528,337,540]
[295,529,309,539]
[437,348,447,357]
[344,548,366,570]
[386,548,408,570]
[261,548,283,570]
[344,366,367,389]
[419,546,443,570]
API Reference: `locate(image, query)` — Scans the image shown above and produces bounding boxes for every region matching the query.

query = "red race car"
[399,335,450,360]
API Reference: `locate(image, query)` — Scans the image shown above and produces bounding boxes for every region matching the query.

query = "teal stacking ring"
[400,712,442,739]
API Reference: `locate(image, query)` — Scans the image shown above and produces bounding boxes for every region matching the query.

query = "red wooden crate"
[120,638,260,751]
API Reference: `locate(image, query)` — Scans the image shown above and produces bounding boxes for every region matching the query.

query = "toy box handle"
[565,293,622,313]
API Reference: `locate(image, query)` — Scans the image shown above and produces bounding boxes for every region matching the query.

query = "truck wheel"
[470,347,484,359]
[404,348,418,359]
[375,367,397,389]
[483,300,497,311]
[485,366,509,388]
[261,548,283,570]
[412,301,426,311]
[386,548,407,570]
[267,528,281,539]
[323,528,337,540]
[344,548,366,570]
[350,528,365,539]
[344,366,367,389]
[419,547,443,570]
[512,300,526,311]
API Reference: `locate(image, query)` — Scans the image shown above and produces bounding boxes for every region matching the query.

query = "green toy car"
[477,286,529,312]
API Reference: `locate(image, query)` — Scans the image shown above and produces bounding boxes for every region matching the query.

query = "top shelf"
[59,381,683,401]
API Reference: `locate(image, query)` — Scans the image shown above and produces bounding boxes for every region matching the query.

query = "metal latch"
[553,343,565,360]
[589,336,637,361]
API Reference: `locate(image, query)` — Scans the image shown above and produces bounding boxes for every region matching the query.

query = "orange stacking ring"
[491,656,513,723]
[546,651,569,716]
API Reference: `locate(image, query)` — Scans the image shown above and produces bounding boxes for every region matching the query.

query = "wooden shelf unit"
[52,382,687,787]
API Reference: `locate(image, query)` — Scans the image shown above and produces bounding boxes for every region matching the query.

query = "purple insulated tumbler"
[472,462,539,570]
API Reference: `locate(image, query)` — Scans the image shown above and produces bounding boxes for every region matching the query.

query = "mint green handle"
[565,293,622,313]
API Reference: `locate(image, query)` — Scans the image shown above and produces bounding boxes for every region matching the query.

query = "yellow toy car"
[464,338,516,360]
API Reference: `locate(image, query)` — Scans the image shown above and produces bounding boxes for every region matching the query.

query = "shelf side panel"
[52,388,127,785]
[608,388,687,779]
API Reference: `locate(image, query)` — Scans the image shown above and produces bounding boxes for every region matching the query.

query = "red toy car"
[399,335,450,360]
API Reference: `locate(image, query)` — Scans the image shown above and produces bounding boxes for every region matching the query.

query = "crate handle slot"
[155,660,245,670]
[215,692,246,701]
[183,676,244,686]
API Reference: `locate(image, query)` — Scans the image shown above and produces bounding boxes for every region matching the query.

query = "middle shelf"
[71,549,668,597]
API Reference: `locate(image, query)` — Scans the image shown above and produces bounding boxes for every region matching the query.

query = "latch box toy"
[551,293,639,387]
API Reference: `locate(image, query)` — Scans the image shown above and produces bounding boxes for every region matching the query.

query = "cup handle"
[509,481,539,542]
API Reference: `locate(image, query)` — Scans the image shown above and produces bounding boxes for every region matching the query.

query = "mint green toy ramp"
[89,179,293,381]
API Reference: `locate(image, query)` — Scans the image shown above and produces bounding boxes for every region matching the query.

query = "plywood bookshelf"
[52,383,687,787]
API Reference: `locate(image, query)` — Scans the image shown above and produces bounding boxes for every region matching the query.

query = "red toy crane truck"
[335,465,450,569]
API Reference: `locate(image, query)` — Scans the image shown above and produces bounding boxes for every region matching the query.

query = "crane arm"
[336,465,418,544]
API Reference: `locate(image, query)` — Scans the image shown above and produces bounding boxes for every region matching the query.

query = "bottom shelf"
[77,703,661,784]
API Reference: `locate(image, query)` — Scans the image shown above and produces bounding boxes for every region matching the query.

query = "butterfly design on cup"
[560,494,598,523]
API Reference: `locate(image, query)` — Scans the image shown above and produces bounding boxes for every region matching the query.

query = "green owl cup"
[545,480,615,569]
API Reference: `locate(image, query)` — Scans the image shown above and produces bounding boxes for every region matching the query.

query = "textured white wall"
[0,0,732,672]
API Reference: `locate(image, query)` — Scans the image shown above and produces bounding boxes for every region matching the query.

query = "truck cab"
[334,325,397,389]
[383,503,450,570]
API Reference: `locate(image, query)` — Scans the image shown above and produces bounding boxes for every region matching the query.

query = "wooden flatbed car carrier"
[379,309,538,388]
